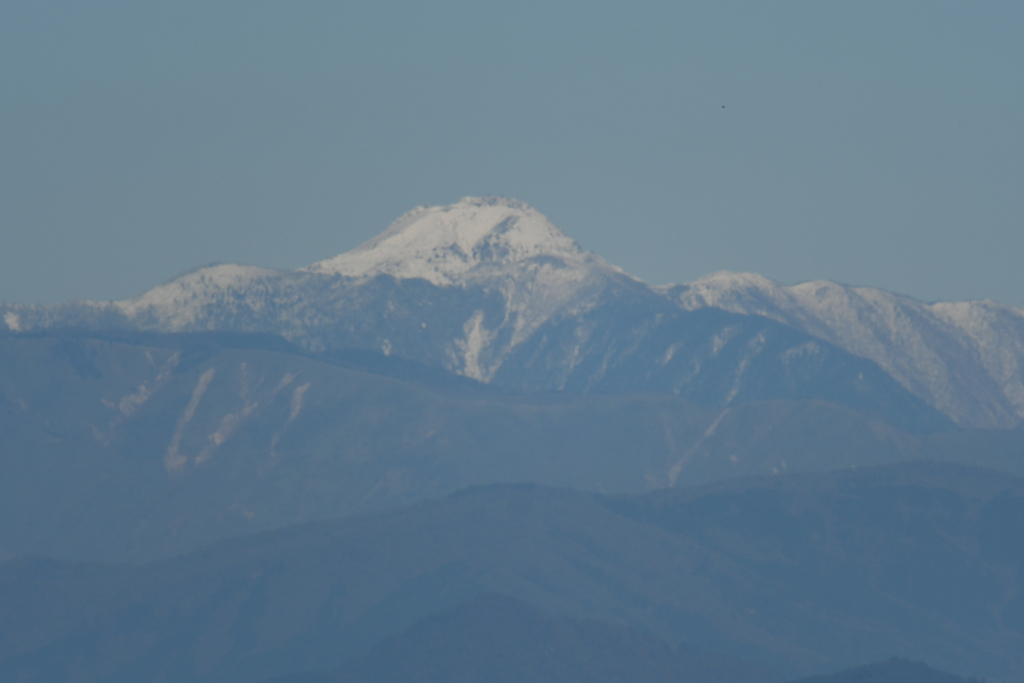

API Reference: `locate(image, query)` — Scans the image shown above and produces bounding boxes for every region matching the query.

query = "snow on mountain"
[114,263,283,330]
[2,196,1020,429]
[664,272,1024,428]
[307,197,618,285]
[307,196,636,357]
[1,198,642,384]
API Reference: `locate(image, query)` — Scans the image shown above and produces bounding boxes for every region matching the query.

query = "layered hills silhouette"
[267,602,981,683]
[3,329,1023,563]
[790,658,985,683]
[1,462,1021,682]
[266,592,779,683]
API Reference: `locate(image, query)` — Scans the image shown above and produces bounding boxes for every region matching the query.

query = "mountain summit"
[307,196,621,286]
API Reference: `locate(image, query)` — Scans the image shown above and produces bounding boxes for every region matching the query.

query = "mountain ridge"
[2,461,1021,682]
[305,196,626,285]
[9,328,1003,563]
[2,196,1020,427]
[668,271,1024,427]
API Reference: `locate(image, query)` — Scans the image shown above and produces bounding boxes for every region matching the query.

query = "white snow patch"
[709,327,739,356]
[456,311,496,381]
[724,356,751,404]
[274,373,297,393]
[269,381,311,457]
[661,343,680,366]
[117,352,180,417]
[781,340,822,363]
[196,400,258,465]
[703,408,732,438]
[164,368,215,473]
[93,352,182,446]
[3,312,21,331]
[119,384,152,417]
[669,408,732,486]
[289,382,310,421]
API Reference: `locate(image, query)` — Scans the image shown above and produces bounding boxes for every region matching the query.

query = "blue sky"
[2,2,1022,305]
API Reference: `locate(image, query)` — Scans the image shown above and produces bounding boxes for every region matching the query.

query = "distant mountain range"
[4,196,1022,428]
[790,658,985,683]
[267,592,780,683]
[669,271,1024,429]
[4,329,1024,563]
[3,198,1023,683]
[268,601,977,683]
[2,462,1020,682]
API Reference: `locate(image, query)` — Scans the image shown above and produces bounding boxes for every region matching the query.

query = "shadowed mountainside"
[1,462,1022,682]
[789,657,985,683]
[265,592,779,683]
[1,330,1022,563]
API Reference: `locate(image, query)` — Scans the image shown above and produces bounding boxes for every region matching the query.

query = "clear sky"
[2,2,1022,306]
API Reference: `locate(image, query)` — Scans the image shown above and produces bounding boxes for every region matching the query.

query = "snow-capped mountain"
[3,198,642,382]
[665,272,1024,428]
[2,196,1016,429]
[306,198,621,287]
[303,197,639,379]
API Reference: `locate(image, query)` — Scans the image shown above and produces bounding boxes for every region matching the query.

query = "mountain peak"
[306,196,599,286]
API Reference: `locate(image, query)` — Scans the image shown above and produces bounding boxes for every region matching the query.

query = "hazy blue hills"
[790,657,985,683]
[4,329,1024,563]
[1,462,1021,682]
[265,592,779,683]
[266,601,982,683]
